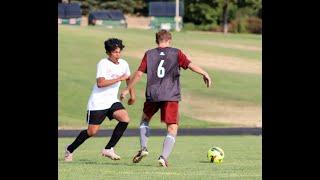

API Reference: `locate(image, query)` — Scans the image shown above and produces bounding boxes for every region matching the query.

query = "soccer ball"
[207,147,224,163]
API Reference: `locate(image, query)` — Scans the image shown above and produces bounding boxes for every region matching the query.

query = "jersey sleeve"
[96,60,108,78]
[137,53,147,73]
[178,50,191,70]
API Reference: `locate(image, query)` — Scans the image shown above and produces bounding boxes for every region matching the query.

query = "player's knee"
[168,129,177,136]
[120,118,130,123]
[167,124,178,135]
[87,129,98,136]
[118,114,130,123]
[114,110,130,123]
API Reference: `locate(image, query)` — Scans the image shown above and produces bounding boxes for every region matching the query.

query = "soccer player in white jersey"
[64,38,135,161]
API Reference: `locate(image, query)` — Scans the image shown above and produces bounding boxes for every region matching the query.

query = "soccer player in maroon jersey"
[120,29,212,167]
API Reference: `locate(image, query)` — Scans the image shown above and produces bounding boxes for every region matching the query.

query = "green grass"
[58,25,261,128]
[59,136,261,179]
[180,69,261,104]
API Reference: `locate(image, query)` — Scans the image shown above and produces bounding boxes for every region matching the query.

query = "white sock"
[161,134,176,159]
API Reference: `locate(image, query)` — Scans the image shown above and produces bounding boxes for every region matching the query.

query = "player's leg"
[133,102,159,163]
[139,113,151,150]
[65,110,106,162]
[66,125,100,153]
[102,102,128,160]
[158,123,178,167]
[158,101,179,167]
[104,109,129,150]
[132,113,151,163]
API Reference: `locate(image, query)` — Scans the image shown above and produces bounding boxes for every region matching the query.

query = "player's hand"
[128,97,136,105]
[119,74,130,81]
[120,89,129,101]
[203,74,212,88]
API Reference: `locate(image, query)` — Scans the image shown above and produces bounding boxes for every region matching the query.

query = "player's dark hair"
[104,38,125,54]
[156,29,172,44]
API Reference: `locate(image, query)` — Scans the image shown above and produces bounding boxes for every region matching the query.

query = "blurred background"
[58,0,262,129]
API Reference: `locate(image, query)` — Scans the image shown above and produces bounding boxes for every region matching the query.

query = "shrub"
[186,3,219,25]
[197,23,220,31]
[228,17,247,33]
[183,23,196,31]
[246,17,262,34]
[228,16,262,34]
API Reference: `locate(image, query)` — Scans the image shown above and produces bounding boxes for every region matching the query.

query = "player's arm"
[178,50,212,88]
[120,53,147,100]
[96,60,129,88]
[188,63,212,88]
[97,75,129,88]
[126,77,136,105]
[120,70,143,100]
[126,70,144,91]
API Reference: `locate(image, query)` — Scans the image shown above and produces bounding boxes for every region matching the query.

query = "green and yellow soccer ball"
[207,147,224,163]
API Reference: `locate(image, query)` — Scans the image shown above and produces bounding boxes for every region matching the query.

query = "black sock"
[105,122,128,149]
[67,130,91,153]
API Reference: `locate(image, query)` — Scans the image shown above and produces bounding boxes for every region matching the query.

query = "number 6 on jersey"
[157,60,165,78]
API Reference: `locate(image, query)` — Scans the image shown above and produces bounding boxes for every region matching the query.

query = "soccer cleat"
[64,145,73,162]
[102,147,121,160]
[158,155,168,167]
[132,147,149,163]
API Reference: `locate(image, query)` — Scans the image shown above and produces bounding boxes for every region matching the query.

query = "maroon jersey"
[138,47,191,102]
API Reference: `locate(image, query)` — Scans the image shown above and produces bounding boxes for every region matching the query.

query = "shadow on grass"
[199,160,210,164]
[59,158,153,167]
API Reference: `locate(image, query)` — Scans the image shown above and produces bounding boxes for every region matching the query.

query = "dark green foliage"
[184,0,261,33]
[68,0,262,33]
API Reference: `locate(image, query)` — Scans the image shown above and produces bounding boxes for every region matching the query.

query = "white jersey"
[87,58,130,110]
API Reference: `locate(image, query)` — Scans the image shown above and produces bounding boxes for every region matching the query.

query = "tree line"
[65,0,262,34]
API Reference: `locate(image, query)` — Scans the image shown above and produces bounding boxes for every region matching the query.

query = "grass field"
[59,136,261,179]
[58,25,261,128]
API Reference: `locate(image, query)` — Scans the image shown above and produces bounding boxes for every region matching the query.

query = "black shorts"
[86,102,125,125]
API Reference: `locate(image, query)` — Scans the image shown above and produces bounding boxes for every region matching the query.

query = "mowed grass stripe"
[59,136,261,179]
[59,25,261,128]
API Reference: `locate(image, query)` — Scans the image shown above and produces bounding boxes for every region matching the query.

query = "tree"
[71,0,141,14]
[184,1,219,25]
[219,0,237,34]
[222,0,228,33]
[132,0,148,16]
[70,0,99,15]
[237,0,262,17]
[100,0,136,14]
